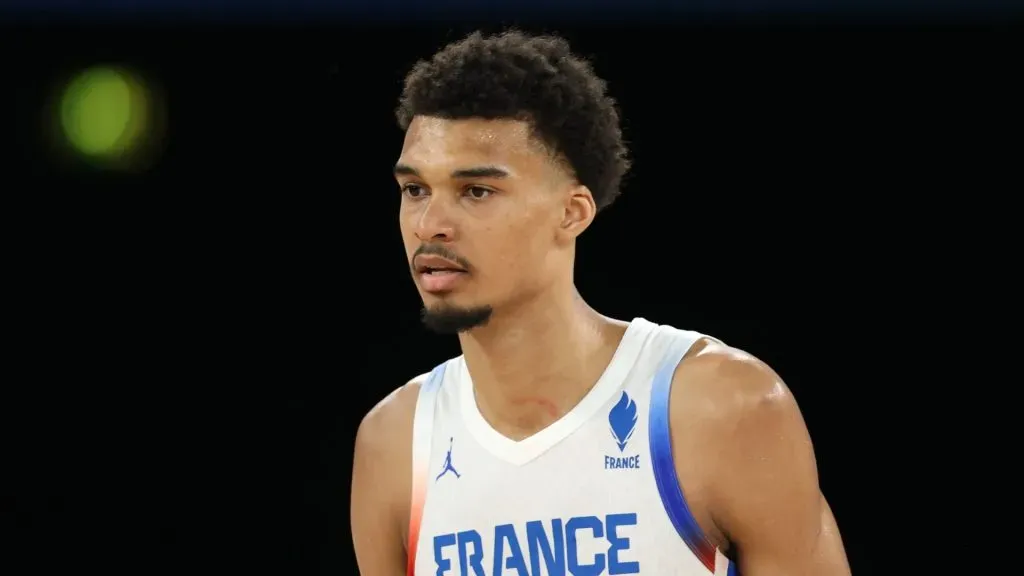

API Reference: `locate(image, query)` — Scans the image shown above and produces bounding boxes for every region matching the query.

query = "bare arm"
[682,346,851,576]
[351,376,424,576]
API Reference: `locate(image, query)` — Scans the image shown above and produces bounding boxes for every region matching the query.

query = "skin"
[351,116,851,576]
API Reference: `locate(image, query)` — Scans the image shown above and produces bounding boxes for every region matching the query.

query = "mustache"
[412,244,473,272]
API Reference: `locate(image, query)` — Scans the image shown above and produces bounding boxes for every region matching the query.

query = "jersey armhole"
[406,361,448,576]
[649,340,739,576]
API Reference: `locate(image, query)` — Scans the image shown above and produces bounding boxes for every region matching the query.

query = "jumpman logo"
[435,437,461,481]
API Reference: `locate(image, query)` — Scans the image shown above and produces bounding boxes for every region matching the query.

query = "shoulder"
[672,339,796,436]
[351,373,430,547]
[664,337,850,573]
[350,373,430,570]
[355,372,429,458]
[666,339,809,539]
[353,373,430,497]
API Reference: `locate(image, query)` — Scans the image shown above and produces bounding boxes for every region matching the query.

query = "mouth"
[416,265,466,275]
[417,268,467,293]
[413,256,469,293]
[413,254,467,274]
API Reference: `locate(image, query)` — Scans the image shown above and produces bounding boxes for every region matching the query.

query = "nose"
[414,196,456,243]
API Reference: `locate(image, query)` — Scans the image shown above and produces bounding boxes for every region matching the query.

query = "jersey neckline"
[456,317,655,466]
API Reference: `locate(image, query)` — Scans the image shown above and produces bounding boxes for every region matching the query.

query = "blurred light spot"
[57,66,163,170]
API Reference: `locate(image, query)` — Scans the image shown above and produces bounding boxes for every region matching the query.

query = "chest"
[415,424,694,576]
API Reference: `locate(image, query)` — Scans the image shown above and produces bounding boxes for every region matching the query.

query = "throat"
[458,298,632,442]
[475,388,581,441]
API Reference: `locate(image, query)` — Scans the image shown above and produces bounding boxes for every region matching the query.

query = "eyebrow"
[393,164,510,180]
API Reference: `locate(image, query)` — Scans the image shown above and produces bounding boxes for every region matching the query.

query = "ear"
[558,184,597,241]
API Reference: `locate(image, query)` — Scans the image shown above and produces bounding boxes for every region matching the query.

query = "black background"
[7,14,1017,575]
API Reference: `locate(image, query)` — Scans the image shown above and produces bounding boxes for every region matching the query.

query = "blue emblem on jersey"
[605,392,642,469]
[436,437,461,481]
[609,391,638,452]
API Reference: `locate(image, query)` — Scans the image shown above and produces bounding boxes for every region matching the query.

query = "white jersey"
[408,318,738,576]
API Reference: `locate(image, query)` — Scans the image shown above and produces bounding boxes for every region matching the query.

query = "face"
[395,117,595,333]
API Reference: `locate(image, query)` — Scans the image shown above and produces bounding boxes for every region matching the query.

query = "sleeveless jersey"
[408,318,738,576]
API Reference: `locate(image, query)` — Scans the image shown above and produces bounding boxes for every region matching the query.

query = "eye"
[465,186,492,200]
[402,184,427,198]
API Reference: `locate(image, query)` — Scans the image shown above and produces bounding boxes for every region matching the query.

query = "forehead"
[399,117,550,173]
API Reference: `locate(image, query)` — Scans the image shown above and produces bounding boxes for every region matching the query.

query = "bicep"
[734,494,850,576]
[351,417,406,576]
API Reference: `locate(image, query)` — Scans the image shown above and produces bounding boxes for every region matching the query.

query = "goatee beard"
[421,304,493,334]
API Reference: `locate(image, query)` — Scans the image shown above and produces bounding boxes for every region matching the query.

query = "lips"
[413,254,468,293]
[413,254,466,274]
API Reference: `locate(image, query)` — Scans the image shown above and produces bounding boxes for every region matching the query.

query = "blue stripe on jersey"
[425,362,447,392]
[649,343,728,573]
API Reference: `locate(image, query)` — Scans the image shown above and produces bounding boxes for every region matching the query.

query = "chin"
[420,301,494,334]
[421,288,473,306]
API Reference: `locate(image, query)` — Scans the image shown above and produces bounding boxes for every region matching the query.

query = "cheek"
[484,221,550,282]
[398,211,419,251]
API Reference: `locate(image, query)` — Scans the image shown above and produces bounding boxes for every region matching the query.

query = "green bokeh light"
[60,67,148,158]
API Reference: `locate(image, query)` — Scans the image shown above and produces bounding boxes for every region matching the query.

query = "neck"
[458,286,629,440]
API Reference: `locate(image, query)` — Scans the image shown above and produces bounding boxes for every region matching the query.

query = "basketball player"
[352,31,850,576]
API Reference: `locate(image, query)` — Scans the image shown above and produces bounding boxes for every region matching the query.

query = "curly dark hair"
[396,30,631,212]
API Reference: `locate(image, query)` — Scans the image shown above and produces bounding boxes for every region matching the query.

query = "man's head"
[394,30,630,334]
